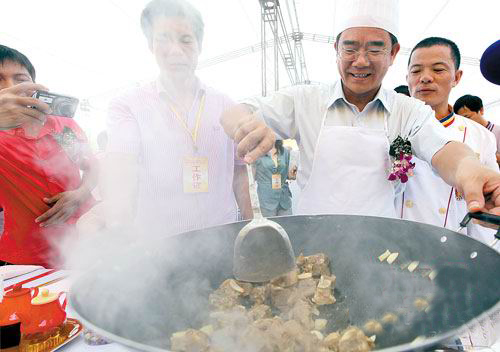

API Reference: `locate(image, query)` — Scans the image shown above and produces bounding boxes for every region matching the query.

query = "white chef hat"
[336,0,400,39]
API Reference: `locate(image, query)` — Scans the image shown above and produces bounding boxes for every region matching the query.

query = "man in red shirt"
[0,45,97,267]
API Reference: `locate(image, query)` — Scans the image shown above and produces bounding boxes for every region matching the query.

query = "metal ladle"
[233,163,296,282]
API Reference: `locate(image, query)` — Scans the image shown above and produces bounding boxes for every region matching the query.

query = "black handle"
[460,211,500,239]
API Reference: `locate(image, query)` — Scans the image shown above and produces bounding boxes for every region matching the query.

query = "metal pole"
[261,4,267,97]
[273,6,279,91]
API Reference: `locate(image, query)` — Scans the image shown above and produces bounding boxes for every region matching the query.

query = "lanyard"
[270,150,280,174]
[168,92,206,150]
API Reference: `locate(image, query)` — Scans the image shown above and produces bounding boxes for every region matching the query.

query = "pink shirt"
[107,80,239,236]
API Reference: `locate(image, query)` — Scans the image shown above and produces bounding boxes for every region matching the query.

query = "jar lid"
[31,289,58,305]
[4,284,31,298]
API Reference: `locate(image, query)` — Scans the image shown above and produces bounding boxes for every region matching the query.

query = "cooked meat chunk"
[170,252,374,352]
[238,324,272,352]
[414,298,429,311]
[338,327,374,352]
[381,312,398,324]
[209,279,247,310]
[271,269,299,288]
[311,330,324,341]
[313,275,336,305]
[274,276,318,309]
[298,272,313,280]
[199,325,214,336]
[209,306,248,330]
[323,331,341,351]
[363,320,383,334]
[282,319,317,352]
[270,284,295,311]
[234,281,253,296]
[248,304,272,321]
[208,292,238,311]
[171,329,210,352]
[221,279,246,295]
[288,299,314,330]
[265,317,287,350]
[282,319,303,337]
[297,253,331,277]
[249,284,270,305]
[314,319,328,331]
[294,277,318,300]
[253,317,275,331]
[252,316,289,351]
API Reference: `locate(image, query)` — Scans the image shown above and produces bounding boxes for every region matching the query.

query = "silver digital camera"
[33,91,79,118]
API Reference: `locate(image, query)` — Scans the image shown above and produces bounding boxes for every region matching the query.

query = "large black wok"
[70,215,500,351]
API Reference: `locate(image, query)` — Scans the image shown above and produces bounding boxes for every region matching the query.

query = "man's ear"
[389,43,401,65]
[480,107,484,116]
[452,69,463,87]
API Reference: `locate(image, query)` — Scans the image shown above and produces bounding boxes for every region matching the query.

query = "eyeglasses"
[338,47,390,61]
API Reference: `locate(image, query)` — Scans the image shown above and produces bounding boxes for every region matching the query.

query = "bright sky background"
[1,0,499,146]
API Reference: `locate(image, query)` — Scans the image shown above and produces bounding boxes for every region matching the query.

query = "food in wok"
[170,253,375,352]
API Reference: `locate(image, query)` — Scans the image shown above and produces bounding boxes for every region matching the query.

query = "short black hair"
[0,44,36,81]
[409,36,461,70]
[394,85,410,97]
[140,0,204,45]
[335,31,398,47]
[453,94,483,114]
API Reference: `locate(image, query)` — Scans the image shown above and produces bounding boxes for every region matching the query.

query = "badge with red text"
[183,156,209,193]
[271,174,282,190]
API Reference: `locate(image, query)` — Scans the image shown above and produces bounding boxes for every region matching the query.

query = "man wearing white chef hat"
[219,0,500,223]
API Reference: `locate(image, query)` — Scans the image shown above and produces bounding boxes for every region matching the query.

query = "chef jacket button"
[438,207,447,214]
[405,200,413,208]
[458,125,465,131]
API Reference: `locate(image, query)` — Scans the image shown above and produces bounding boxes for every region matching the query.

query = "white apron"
[296,113,396,218]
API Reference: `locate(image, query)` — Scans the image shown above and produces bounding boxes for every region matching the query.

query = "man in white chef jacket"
[220,0,500,223]
[397,36,500,250]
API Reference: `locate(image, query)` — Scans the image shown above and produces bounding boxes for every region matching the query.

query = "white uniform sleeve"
[388,94,452,166]
[241,86,300,140]
[466,127,500,248]
[405,102,451,165]
[481,129,499,172]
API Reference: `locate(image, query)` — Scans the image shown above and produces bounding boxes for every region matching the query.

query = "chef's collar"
[155,76,206,101]
[436,104,456,128]
[329,81,391,113]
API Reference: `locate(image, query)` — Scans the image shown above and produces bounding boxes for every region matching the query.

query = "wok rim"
[69,214,500,351]
[69,293,500,352]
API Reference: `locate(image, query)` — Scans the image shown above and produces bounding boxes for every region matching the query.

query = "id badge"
[183,156,209,193]
[272,174,282,190]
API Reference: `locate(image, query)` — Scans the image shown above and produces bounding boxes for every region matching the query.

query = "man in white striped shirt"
[78,0,250,237]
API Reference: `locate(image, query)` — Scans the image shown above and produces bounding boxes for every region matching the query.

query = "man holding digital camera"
[0,44,97,267]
